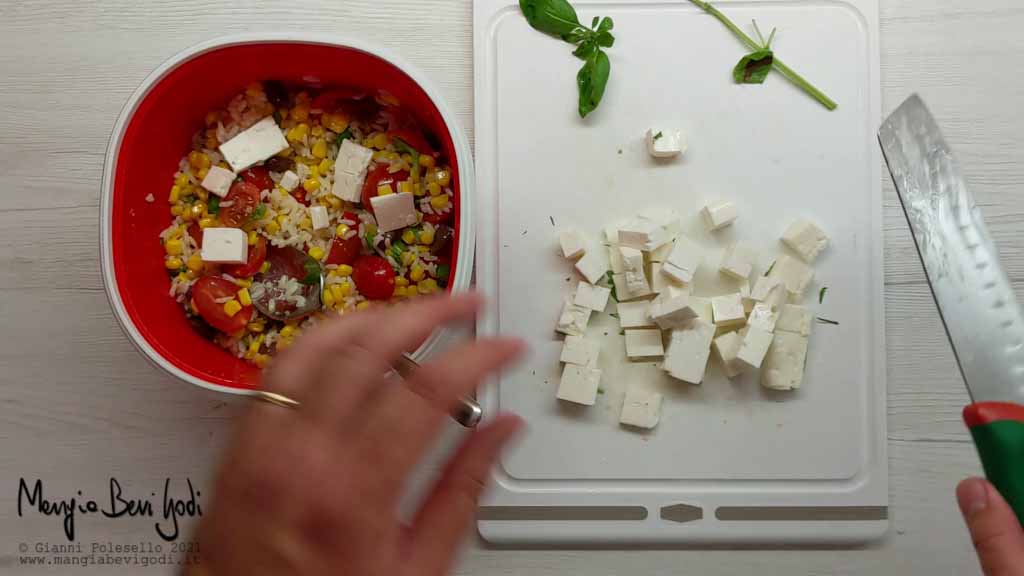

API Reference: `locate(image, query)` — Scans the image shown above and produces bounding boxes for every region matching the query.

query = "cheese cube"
[370,192,418,233]
[662,235,702,284]
[556,298,592,337]
[735,327,774,370]
[702,201,738,231]
[612,273,653,302]
[200,165,236,198]
[751,275,787,308]
[712,331,745,378]
[770,255,814,298]
[711,294,746,328]
[575,247,609,285]
[619,388,664,429]
[331,140,374,202]
[557,365,602,406]
[309,205,330,231]
[747,302,779,332]
[648,241,675,263]
[605,221,625,244]
[645,128,686,158]
[561,335,600,366]
[279,170,300,192]
[720,243,757,281]
[648,293,697,329]
[638,208,683,239]
[664,319,716,384]
[200,228,248,264]
[762,332,810,391]
[559,228,587,260]
[332,172,363,204]
[218,117,290,172]
[619,218,671,252]
[776,304,813,336]
[650,263,680,294]
[617,300,656,328]
[619,247,650,294]
[609,248,626,274]
[625,329,665,358]
[574,282,611,311]
[782,219,829,263]
[689,296,714,323]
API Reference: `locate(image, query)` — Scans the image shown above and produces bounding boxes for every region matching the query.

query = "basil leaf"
[208,196,221,215]
[301,258,322,286]
[577,50,610,118]
[249,204,267,222]
[595,30,615,48]
[519,0,583,39]
[336,127,353,146]
[597,16,614,33]
[572,40,597,60]
[733,49,774,84]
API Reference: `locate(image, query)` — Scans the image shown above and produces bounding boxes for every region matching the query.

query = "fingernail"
[957,478,989,517]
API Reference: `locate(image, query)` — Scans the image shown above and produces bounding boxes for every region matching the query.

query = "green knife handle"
[964,402,1024,525]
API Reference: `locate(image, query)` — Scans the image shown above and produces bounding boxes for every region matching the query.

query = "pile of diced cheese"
[554,204,830,430]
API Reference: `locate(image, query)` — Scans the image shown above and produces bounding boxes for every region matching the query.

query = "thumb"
[957,477,1024,576]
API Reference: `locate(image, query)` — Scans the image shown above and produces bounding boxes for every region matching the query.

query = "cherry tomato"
[224,236,267,278]
[290,189,310,206]
[387,129,436,157]
[220,182,261,227]
[421,212,451,227]
[188,223,204,249]
[325,235,363,266]
[360,165,410,213]
[352,256,396,301]
[191,277,253,334]
[311,88,367,112]
[240,166,274,192]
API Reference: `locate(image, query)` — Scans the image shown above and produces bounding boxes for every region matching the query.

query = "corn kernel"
[401,251,416,267]
[186,254,204,272]
[410,265,425,282]
[311,124,324,137]
[235,278,253,289]
[326,195,342,210]
[419,155,436,169]
[335,264,353,277]
[311,139,328,159]
[435,169,451,187]
[299,217,313,231]
[377,184,394,196]
[279,325,296,339]
[237,288,252,306]
[329,284,346,303]
[419,229,435,245]
[287,123,309,143]
[417,279,439,295]
[322,287,336,307]
[169,185,181,203]
[164,238,184,256]
[405,289,419,300]
[265,220,280,235]
[393,286,408,298]
[303,178,321,193]
[317,158,333,175]
[395,277,409,287]
[254,354,270,368]
[335,224,350,237]
[356,301,371,311]
[259,261,271,274]
[190,202,207,219]
[170,205,184,216]
[175,174,190,188]
[223,300,242,317]
[401,230,416,245]
[398,181,414,195]
[197,167,210,181]
[247,230,259,246]
[309,246,325,261]
[276,214,289,226]
[427,183,442,197]
[430,195,449,210]
[245,334,264,359]
[291,106,310,123]
[337,282,353,297]
[165,257,183,270]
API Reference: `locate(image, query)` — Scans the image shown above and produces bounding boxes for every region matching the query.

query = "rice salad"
[159,82,456,368]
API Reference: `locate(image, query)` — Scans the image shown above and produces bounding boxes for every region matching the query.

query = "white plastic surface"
[474,0,886,544]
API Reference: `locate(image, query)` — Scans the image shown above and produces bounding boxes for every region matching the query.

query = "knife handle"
[963,402,1024,525]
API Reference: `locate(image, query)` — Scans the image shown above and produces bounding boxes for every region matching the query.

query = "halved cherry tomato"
[387,129,436,157]
[191,276,253,334]
[325,235,363,266]
[220,181,261,227]
[421,212,451,227]
[311,88,367,112]
[240,166,274,192]
[188,223,203,249]
[290,189,310,206]
[224,236,267,278]
[352,256,396,301]
[360,165,410,214]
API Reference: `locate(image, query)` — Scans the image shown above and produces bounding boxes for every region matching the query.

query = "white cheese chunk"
[645,128,686,158]
[620,246,650,294]
[712,331,745,378]
[619,218,671,252]
[200,228,248,264]
[608,247,626,274]
[617,300,656,328]
[556,298,592,337]
[559,227,588,260]
[720,243,757,281]
[200,165,236,198]
[638,208,683,239]
[625,329,665,358]
[619,388,664,429]
[776,304,813,336]
[370,192,419,233]
[770,254,814,298]
[557,364,602,406]
[711,293,746,328]
[331,140,375,202]
[650,262,687,295]
[664,319,716,384]
[218,117,290,172]
[689,296,714,323]
[309,205,330,231]
[762,332,809,391]
[605,221,625,244]
[575,246,609,285]
[701,201,738,231]
[735,326,774,371]
[747,302,779,333]
[662,235,702,284]
[574,282,611,311]
[648,293,697,329]
[751,275,787,308]
[648,241,675,263]
[279,170,300,192]
[560,335,600,367]
[782,219,830,263]
[612,273,654,301]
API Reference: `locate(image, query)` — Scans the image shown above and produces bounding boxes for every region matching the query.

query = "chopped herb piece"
[301,258,322,286]
[653,131,664,141]
[605,270,619,302]
[336,128,353,146]
[610,313,620,319]
[249,204,267,222]
[208,196,221,215]
[819,286,828,304]
[389,240,407,262]
[597,388,606,395]
[764,261,776,276]
[816,317,840,326]
[550,216,556,227]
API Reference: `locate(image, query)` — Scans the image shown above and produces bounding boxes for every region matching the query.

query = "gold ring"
[253,390,301,410]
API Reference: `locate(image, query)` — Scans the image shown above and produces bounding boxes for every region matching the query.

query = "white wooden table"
[1,1,1021,573]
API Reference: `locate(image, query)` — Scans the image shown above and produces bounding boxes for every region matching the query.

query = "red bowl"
[101,35,475,395]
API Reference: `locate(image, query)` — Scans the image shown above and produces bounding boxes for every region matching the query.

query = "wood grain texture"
[1,0,1022,573]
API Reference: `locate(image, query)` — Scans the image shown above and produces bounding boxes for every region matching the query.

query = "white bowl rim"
[100,32,476,397]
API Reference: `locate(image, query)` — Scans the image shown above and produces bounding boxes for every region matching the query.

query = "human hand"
[957,477,1024,575]
[194,294,526,576]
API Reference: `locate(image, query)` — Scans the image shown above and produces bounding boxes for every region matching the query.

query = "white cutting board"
[473,0,885,544]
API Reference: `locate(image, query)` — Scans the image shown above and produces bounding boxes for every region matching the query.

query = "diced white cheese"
[662,235,702,284]
[556,298,592,337]
[712,331,745,378]
[608,247,625,273]
[218,117,290,172]
[711,293,746,328]
[762,332,809,391]
[625,329,665,358]
[648,292,697,329]
[620,246,650,294]
[751,275,788,308]
[331,140,375,202]
[575,246,609,285]
[701,201,738,231]
[776,304,813,336]
[617,300,656,328]
[560,334,600,366]
[648,241,675,263]
[612,273,654,302]
[638,208,683,239]
[332,172,363,204]
[605,221,625,244]
[649,262,687,295]
[309,205,330,231]
[619,388,664,429]
[574,282,611,311]
[747,302,779,332]
[200,165,236,198]
[279,170,300,192]
[781,219,829,263]
[619,218,671,251]
[738,281,755,313]
[720,243,757,281]
[370,192,419,233]
[664,319,716,384]
[645,128,686,158]
[689,296,714,323]
[735,326,774,371]
[200,227,249,264]
[557,364,603,406]
[770,254,815,298]
[559,227,588,260]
